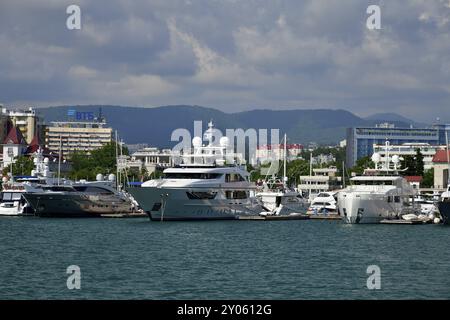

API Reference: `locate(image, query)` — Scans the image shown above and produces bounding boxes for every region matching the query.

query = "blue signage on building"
[76,112,95,121]
[67,109,95,121]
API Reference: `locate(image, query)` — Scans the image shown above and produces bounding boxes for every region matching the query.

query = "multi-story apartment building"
[45,120,113,157]
[1,107,44,145]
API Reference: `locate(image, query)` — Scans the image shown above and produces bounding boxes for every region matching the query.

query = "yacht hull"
[23,193,133,218]
[338,193,399,224]
[128,187,263,221]
[438,201,450,225]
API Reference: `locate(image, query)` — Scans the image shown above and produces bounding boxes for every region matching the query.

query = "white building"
[372,143,446,170]
[298,167,342,197]
[255,143,303,164]
[311,154,336,166]
[2,127,28,168]
[120,147,179,175]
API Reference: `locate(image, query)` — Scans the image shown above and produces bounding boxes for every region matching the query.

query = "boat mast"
[446,129,450,185]
[283,133,287,189]
[115,130,120,191]
[342,160,346,189]
[58,134,62,185]
[309,152,312,198]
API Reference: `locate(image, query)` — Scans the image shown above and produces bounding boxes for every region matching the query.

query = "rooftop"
[432,149,450,163]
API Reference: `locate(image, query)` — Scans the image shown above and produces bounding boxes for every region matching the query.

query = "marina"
[2,0,450,305]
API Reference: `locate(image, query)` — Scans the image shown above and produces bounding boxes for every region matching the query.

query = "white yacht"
[338,151,418,224]
[127,121,264,221]
[257,187,308,216]
[307,192,338,214]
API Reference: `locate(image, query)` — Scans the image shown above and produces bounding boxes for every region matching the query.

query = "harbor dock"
[237,214,342,221]
[308,214,342,221]
[380,219,431,225]
[100,212,147,218]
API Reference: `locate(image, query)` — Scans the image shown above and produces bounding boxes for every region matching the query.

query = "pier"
[237,214,342,221]
[308,214,342,221]
[380,219,431,225]
[100,212,147,218]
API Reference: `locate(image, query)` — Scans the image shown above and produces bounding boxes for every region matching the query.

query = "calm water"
[0,217,449,299]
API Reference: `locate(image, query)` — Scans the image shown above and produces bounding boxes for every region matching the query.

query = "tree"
[400,155,416,176]
[415,149,424,177]
[286,159,310,185]
[68,141,127,180]
[2,156,35,177]
[352,156,374,175]
[422,168,434,188]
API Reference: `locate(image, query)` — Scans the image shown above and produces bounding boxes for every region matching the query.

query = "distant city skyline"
[1,1,449,123]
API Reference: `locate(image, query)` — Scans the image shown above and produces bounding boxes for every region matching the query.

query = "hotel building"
[45,120,113,157]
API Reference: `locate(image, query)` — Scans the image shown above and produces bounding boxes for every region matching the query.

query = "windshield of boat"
[352,180,394,186]
[2,192,22,201]
[163,172,223,179]
[73,186,115,195]
[317,193,331,197]
[42,186,76,192]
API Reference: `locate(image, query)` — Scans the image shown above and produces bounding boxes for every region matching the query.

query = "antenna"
[283,134,287,189]
[98,107,103,122]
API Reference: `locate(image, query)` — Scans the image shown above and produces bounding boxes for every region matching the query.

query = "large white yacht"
[338,148,417,224]
[127,121,264,221]
[307,192,338,214]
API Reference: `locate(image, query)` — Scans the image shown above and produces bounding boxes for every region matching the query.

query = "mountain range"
[36,105,426,148]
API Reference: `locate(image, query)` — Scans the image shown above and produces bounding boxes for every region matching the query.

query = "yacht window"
[394,196,401,203]
[2,193,12,201]
[186,192,217,200]
[225,191,248,199]
[12,193,22,201]
[225,174,246,182]
[317,193,329,197]
[387,196,393,203]
[73,186,114,195]
[164,173,223,179]
[43,186,75,192]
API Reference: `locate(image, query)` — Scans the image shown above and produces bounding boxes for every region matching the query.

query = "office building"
[45,120,113,157]
[346,123,450,167]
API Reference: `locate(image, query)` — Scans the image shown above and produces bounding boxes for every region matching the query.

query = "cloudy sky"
[0,0,449,122]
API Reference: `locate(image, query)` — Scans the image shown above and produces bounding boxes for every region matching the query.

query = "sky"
[0,0,449,122]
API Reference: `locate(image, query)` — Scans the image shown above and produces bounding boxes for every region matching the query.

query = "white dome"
[219,136,230,147]
[108,174,116,181]
[2,177,8,183]
[392,155,400,164]
[192,136,202,148]
[96,173,104,181]
[33,157,38,164]
[371,153,381,163]
[43,157,49,164]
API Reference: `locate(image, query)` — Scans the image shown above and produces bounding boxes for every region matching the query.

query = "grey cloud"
[0,0,449,122]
